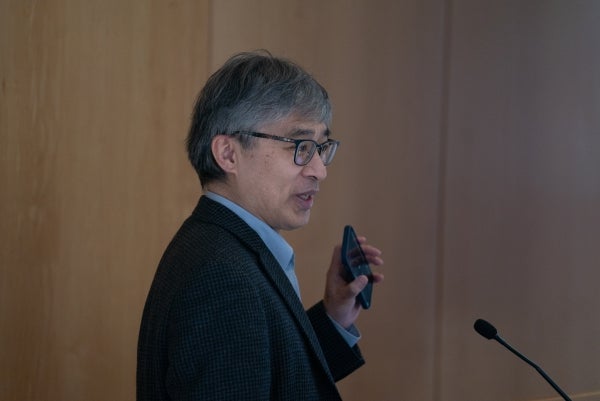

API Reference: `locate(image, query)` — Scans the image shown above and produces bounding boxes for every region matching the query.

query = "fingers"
[324,232,384,326]
[371,271,385,284]
[356,237,384,266]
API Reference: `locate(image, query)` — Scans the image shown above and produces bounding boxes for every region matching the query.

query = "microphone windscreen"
[474,318,498,339]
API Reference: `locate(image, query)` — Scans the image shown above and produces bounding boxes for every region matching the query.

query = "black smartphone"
[341,225,373,309]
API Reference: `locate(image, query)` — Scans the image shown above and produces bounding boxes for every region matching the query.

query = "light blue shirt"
[205,191,300,297]
[205,191,360,347]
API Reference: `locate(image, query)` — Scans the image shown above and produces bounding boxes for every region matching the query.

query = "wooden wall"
[1,1,598,400]
[1,1,206,400]
[439,2,600,400]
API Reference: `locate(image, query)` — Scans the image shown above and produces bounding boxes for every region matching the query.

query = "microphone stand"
[493,334,572,401]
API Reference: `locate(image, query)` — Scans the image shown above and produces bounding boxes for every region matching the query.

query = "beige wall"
[439,2,600,400]
[1,1,598,400]
[1,1,206,400]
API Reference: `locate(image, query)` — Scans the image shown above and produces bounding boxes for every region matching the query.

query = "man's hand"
[323,236,384,329]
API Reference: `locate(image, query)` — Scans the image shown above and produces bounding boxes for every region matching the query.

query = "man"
[137,50,384,400]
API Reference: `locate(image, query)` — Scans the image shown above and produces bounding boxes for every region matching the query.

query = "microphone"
[473,318,572,401]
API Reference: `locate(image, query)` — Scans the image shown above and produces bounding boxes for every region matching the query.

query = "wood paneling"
[439,1,600,400]
[2,1,598,400]
[0,1,207,400]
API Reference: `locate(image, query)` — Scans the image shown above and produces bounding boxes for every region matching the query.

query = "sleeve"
[328,317,361,348]
[306,301,365,381]
[164,262,271,400]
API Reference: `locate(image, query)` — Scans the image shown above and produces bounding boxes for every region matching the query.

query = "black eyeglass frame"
[229,130,340,166]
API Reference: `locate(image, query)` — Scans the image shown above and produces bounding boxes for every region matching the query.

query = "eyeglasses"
[229,131,340,166]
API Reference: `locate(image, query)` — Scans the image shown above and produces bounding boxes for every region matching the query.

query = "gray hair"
[186,50,332,187]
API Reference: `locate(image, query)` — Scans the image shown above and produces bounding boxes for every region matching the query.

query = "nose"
[302,152,327,181]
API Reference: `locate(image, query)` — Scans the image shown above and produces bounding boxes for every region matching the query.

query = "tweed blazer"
[137,196,365,401]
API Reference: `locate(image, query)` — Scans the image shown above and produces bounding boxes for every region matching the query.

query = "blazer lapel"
[194,196,335,382]
[255,249,334,380]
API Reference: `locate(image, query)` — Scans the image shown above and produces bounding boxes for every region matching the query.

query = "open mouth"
[298,193,313,201]
[296,190,317,209]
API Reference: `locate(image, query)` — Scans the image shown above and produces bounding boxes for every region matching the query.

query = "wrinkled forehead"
[256,116,330,141]
[287,126,331,141]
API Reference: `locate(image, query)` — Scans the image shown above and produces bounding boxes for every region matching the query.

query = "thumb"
[349,275,369,296]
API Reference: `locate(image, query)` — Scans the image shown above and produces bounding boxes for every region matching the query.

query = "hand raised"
[323,236,384,328]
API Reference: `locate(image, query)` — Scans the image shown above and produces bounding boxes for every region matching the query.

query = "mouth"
[298,193,313,201]
[296,190,318,208]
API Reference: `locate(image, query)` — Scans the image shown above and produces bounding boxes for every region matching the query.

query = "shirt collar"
[204,191,294,271]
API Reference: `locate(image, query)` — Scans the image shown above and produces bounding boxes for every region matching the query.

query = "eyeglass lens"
[295,141,336,166]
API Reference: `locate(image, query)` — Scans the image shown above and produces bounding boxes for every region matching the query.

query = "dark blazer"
[137,196,364,400]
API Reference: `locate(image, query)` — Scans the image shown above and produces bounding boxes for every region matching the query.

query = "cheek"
[263,152,296,183]
[251,149,300,197]
[262,150,277,168]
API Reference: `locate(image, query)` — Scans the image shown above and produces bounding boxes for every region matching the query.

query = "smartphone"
[341,225,373,309]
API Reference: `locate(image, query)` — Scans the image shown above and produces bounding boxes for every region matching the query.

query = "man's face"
[232,115,330,232]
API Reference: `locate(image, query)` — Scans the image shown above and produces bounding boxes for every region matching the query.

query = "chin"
[281,213,311,231]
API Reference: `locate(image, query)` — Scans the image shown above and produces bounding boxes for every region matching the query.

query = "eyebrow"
[288,127,331,139]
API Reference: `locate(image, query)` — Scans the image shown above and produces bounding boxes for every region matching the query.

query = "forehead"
[256,115,330,140]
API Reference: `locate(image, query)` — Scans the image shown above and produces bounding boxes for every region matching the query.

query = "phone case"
[341,225,373,309]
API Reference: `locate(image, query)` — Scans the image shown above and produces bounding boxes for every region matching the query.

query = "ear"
[211,135,238,174]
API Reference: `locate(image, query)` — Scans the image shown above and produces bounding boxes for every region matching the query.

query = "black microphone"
[474,318,572,401]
